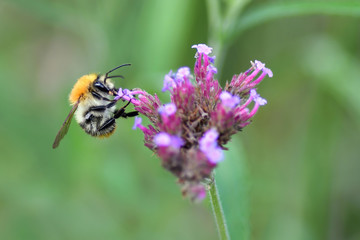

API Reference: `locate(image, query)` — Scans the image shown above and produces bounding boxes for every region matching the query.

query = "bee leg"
[98,99,134,131]
[114,110,139,119]
[113,100,138,119]
[98,109,138,132]
[99,118,115,131]
[124,111,139,118]
[106,101,117,108]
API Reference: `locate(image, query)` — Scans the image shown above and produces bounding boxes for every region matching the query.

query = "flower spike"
[124,44,272,201]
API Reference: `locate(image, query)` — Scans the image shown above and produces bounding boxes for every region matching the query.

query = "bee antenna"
[105,63,131,79]
[106,75,124,79]
[104,64,131,84]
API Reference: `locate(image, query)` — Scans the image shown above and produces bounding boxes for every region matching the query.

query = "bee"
[52,64,138,149]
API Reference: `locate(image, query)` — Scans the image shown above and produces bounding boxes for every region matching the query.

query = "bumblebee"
[52,64,138,149]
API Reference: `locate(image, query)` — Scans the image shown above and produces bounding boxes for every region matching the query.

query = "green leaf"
[229,1,360,42]
[299,35,360,127]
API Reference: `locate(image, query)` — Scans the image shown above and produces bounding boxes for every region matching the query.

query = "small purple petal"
[256,98,267,105]
[114,88,123,101]
[254,60,265,70]
[154,132,171,146]
[219,91,232,101]
[122,89,132,97]
[191,44,213,55]
[208,65,218,74]
[202,128,219,142]
[264,67,273,77]
[132,116,142,130]
[176,67,191,81]
[199,128,219,152]
[154,132,184,149]
[162,71,176,92]
[253,60,273,77]
[158,103,177,116]
[199,129,224,164]
[250,89,267,106]
[115,88,134,101]
[170,135,184,149]
[220,91,240,109]
[207,147,224,164]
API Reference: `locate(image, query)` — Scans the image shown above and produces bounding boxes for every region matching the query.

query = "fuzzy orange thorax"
[69,73,98,104]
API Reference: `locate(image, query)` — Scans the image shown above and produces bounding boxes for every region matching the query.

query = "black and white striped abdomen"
[80,111,115,137]
[75,98,117,137]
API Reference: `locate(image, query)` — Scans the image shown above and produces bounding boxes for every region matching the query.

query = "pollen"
[69,73,98,104]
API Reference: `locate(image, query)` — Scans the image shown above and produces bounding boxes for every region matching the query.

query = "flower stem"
[209,174,230,240]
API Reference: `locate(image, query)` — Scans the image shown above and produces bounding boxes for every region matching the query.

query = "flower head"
[191,44,213,55]
[125,44,272,201]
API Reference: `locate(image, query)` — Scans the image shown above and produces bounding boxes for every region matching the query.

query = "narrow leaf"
[230,1,360,41]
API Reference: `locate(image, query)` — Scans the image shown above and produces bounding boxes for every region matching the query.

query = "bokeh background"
[1,0,359,239]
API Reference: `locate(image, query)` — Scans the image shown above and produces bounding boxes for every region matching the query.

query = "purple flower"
[207,147,224,164]
[132,116,142,130]
[191,44,213,55]
[254,60,265,70]
[123,89,133,97]
[170,135,184,149]
[162,71,176,92]
[154,132,171,146]
[250,89,267,106]
[264,67,273,78]
[199,128,219,150]
[199,128,224,164]
[158,103,177,116]
[208,65,218,74]
[124,44,272,201]
[154,132,183,149]
[176,67,191,81]
[254,60,273,77]
[115,88,137,101]
[114,88,126,101]
[209,56,216,63]
[220,91,240,109]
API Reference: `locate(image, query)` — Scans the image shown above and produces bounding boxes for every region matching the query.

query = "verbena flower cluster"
[117,44,272,201]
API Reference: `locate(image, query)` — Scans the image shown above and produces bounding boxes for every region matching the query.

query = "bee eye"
[93,81,109,93]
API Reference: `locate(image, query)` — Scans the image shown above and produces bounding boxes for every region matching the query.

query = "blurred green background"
[1,0,359,239]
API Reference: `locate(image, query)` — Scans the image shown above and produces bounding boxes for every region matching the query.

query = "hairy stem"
[209,174,230,240]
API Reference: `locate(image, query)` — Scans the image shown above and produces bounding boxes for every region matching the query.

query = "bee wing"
[52,100,80,149]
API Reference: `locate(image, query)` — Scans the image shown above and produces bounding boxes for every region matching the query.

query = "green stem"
[209,175,230,240]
